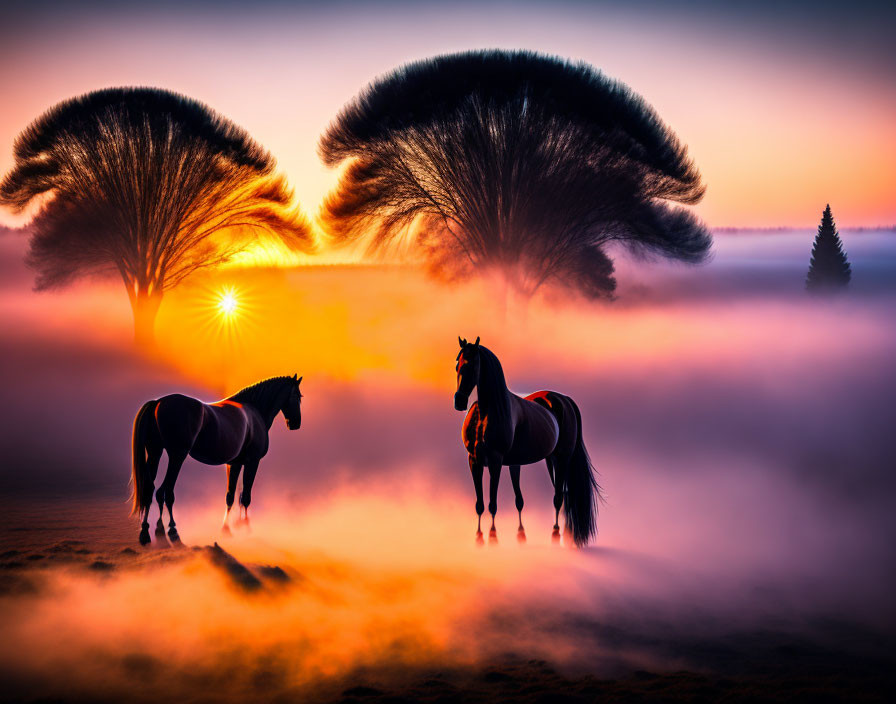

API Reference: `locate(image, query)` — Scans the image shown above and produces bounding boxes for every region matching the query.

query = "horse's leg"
[140,503,153,546]
[545,455,566,543]
[487,458,502,544]
[509,464,525,543]
[238,459,259,530]
[469,455,485,544]
[160,452,186,542]
[550,455,565,544]
[141,446,162,546]
[222,463,242,535]
[154,464,166,540]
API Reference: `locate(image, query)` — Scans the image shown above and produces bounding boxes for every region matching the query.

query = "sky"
[0,0,894,229]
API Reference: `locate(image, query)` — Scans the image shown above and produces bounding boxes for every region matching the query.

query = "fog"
[1,229,895,700]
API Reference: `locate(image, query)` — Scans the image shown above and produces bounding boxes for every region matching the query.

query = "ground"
[1,499,893,704]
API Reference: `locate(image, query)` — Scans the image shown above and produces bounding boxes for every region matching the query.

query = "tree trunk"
[131,290,162,348]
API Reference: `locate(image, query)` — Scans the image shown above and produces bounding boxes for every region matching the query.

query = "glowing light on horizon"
[218,288,239,317]
[167,282,259,351]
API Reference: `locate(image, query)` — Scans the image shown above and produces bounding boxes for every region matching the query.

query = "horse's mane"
[228,376,292,411]
[477,346,512,423]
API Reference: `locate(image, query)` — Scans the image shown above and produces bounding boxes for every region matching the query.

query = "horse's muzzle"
[454,392,468,411]
[286,418,301,430]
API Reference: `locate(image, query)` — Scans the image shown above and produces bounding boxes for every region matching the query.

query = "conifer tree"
[806,204,851,291]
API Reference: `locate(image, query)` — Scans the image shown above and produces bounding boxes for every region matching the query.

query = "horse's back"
[525,390,577,458]
[193,401,256,464]
[464,393,568,466]
[498,393,560,466]
[153,394,253,465]
[154,394,205,442]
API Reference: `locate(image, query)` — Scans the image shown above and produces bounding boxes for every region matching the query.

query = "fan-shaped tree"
[0,87,313,345]
[319,50,711,298]
[806,204,851,291]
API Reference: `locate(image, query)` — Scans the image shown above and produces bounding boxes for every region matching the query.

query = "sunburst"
[217,287,239,317]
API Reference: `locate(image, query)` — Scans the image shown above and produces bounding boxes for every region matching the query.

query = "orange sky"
[0,3,893,229]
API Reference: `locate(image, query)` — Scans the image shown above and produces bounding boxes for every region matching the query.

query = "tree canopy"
[319,50,711,297]
[0,87,313,343]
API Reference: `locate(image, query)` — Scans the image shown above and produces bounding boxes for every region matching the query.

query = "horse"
[454,337,603,546]
[130,375,303,545]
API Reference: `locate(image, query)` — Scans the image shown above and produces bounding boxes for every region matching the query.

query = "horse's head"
[282,375,303,430]
[454,336,480,411]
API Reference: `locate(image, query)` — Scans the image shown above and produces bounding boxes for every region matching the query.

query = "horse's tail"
[563,397,604,547]
[130,400,159,516]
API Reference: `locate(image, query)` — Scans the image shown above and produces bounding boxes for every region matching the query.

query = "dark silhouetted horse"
[454,337,603,546]
[131,375,302,545]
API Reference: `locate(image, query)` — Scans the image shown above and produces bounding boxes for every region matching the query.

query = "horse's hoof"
[221,524,232,537]
[139,530,151,546]
[517,528,527,544]
[475,530,484,546]
[551,528,561,545]
[154,524,166,538]
[488,528,498,545]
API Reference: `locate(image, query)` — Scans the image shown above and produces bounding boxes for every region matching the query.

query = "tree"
[806,204,851,291]
[319,50,711,298]
[0,87,313,345]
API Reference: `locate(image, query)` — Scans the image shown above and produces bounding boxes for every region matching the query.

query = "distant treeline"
[713,226,896,234]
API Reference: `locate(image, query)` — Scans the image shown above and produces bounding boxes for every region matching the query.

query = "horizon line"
[2,224,895,237]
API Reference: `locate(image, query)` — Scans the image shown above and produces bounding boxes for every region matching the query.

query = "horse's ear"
[292,374,297,380]
[474,336,480,346]
[459,336,465,348]
[297,376,302,385]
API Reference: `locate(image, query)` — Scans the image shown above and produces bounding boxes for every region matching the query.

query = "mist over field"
[1,229,895,701]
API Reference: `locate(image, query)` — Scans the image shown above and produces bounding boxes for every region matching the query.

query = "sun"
[217,288,239,317]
